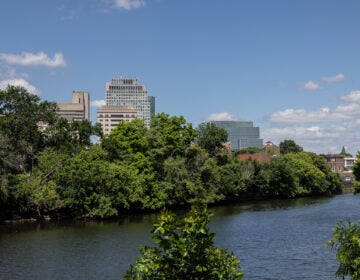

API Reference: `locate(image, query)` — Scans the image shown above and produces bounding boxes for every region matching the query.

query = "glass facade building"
[211,121,263,150]
[106,78,155,127]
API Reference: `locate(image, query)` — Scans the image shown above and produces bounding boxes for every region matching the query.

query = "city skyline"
[1,1,360,156]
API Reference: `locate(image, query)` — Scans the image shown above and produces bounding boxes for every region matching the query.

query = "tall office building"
[97,106,137,136]
[211,121,263,150]
[105,78,155,127]
[58,91,90,121]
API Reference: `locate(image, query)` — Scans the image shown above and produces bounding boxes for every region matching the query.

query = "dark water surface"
[1,194,360,280]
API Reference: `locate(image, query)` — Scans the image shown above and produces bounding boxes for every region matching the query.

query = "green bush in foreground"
[327,221,360,279]
[125,204,243,279]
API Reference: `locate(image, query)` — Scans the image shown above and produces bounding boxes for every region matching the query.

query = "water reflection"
[211,195,332,217]
[0,194,359,280]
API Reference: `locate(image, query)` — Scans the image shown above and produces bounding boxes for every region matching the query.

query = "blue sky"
[1,0,360,155]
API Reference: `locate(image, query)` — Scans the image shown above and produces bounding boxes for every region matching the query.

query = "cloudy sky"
[1,0,360,155]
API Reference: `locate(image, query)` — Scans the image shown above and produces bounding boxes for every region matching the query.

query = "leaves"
[125,205,243,279]
[327,221,360,279]
[195,122,228,155]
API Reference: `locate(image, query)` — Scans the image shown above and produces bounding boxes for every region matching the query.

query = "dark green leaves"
[327,221,360,279]
[125,205,243,279]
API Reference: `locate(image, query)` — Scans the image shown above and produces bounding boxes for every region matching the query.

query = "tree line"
[0,86,343,220]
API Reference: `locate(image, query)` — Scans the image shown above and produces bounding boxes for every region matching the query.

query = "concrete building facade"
[211,121,263,150]
[58,91,90,121]
[105,78,155,127]
[97,106,137,136]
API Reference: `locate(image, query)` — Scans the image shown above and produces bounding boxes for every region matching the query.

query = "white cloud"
[267,90,360,124]
[0,79,39,95]
[263,126,336,141]
[0,52,67,67]
[340,90,360,102]
[301,80,321,91]
[264,89,360,156]
[322,73,344,83]
[91,99,106,107]
[262,123,360,156]
[206,112,239,121]
[267,107,347,123]
[110,0,146,10]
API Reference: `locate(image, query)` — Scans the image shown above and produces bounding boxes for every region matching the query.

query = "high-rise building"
[58,91,90,121]
[211,121,263,150]
[97,106,137,136]
[105,78,155,127]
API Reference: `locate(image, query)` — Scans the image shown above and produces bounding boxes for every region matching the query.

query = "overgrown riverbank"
[0,86,343,221]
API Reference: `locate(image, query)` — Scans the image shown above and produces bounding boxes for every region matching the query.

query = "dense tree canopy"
[279,139,303,154]
[0,86,344,220]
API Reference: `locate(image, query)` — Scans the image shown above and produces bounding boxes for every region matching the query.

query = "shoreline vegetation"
[0,86,344,222]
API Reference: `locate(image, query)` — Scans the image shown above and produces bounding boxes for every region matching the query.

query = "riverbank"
[1,194,359,280]
[1,189,346,224]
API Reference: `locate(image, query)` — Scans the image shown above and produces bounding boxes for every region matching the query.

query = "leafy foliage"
[0,86,343,220]
[327,221,360,279]
[125,205,243,280]
[279,139,303,154]
[195,122,228,155]
[0,85,57,173]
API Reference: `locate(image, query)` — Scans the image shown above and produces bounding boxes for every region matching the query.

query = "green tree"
[101,119,148,163]
[283,152,331,195]
[195,122,228,155]
[55,146,147,218]
[327,221,360,279]
[125,204,243,280]
[0,85,57,172]
[279,139,303,155]
[147,113,196,161]
[161,156,189,205]
[265,156,298,198]
[45,118,102,153]
[218,160,246,199]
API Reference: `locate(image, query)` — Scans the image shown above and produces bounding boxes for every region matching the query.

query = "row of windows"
[98,114,136,118]
[98,117,136,122]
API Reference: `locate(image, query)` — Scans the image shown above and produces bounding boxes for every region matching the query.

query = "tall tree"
[101,118,148,163]
[0,85,57,172]
[195,122,228,155]
[279,139,303,154]
[147,113,196,173]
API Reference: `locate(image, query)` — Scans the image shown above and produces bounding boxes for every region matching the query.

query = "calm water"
[1,194,360,280]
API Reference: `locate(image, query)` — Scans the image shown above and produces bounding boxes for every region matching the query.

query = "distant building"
[263,141,280,155]
[97,106,137,136]
[325,154,345,173]
[105,78,155,128]
[58,91,90,121]
[325,153,356,186]
[211,121,263,150]
[237,152,273,163]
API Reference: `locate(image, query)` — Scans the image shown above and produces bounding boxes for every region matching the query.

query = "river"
[1,194,359,280]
